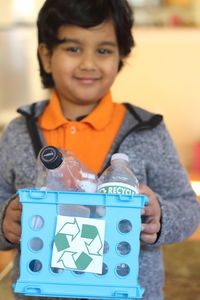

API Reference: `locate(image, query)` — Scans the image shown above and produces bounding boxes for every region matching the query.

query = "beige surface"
[0,250,16,277]
[0,272,15,300]
[0,250,16,300]
[112,28,200,168]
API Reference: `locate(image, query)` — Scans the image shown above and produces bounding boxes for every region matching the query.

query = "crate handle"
[113,290,129,298]
[24,286,42,294]
[29,190,47,200]
[118,195,133,202]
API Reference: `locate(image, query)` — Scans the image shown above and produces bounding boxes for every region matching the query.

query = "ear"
[38,43,52,73]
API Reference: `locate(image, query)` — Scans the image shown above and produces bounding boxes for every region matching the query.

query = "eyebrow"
[59,38,82,44]
[99,41,118,48]
[59,38,117,48]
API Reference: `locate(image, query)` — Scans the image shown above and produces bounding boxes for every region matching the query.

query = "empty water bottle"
[97,153,139,195]
[35,146,99,218]
[36,146,98,193]
[96,153,139,238]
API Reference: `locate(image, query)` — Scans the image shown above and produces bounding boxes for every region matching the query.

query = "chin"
[76,95,101,105]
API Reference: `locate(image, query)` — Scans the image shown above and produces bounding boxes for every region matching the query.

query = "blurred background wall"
[112,28,200,169]
[0,0,200,169]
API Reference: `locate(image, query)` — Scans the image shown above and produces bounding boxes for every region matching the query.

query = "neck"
[61,102,98,121]
[58,97,99,121]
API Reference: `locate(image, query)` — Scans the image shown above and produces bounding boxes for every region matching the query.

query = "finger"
[139,185,154,207]
[140,232,158,244]
[139,184,158,205]
[6,232,21,244]
[142,199,161,220]
[12,222,21,237]
[143,205,158,217]
[140,240,145,246]
[141,222,161,235]
[9,197,22,211]
[4,221,21,237]
[9,209,22,223]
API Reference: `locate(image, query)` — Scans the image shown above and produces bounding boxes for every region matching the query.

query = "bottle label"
[97,182,138,195]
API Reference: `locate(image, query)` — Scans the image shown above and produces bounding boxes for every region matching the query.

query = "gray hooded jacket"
[0,100,199,300]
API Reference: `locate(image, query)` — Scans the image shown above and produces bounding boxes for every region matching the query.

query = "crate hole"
[29,260,42,272]
[116,263,130,277]
[30,216,44,230]
[103,241,109,254]
[30,237,43,251]
[51,267,64,274]
[116,242,131,255]
[73,270,85,275]
[118,220,132,233]
[98,263,108,276]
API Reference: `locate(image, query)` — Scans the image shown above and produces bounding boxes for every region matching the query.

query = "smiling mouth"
[75,77,100,84]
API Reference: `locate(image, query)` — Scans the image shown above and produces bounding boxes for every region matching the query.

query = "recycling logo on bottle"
[51,215,106,274]
[98,182,138,195]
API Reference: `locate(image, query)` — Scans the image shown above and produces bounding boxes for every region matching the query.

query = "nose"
[79,51,97,71]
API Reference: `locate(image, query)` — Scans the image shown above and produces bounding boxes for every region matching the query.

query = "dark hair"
[37,0,135,88]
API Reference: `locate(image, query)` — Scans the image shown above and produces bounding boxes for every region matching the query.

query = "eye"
[65,47,80,53]
[98,48,112,55]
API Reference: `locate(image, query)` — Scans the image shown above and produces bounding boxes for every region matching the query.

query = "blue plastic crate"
[14,189,148,299]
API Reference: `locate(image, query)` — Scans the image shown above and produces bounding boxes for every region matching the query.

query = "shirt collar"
[38,89,114,131]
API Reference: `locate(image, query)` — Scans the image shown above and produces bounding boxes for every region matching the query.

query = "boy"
[0,0,199,299]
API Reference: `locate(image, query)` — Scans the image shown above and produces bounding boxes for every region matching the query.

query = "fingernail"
[141,224,145,231]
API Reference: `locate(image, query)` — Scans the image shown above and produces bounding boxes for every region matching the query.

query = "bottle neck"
[111,159,128,167]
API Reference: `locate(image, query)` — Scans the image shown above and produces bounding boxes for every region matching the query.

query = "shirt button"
[70,126,77,134]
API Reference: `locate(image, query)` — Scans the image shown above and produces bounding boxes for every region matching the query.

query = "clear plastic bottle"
[36,146,97,193]
[97,153,139,195]
[35,145,66,191]
[97,153,139,256]
[35,146,99,218]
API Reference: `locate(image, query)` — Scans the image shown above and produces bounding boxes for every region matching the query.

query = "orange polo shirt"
[38,90,126,174]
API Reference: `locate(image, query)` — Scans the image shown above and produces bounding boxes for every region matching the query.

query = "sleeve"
[146,122,200,246]
[0,123,19,250]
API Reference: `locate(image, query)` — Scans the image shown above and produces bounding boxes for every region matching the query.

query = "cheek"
[106,57,120,73]
[105,63,119,80]
[50,66,68,88]
[51,54,71,72]
[51,62,71,81]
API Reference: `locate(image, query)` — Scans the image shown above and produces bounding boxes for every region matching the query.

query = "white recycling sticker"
[51,216,106,274]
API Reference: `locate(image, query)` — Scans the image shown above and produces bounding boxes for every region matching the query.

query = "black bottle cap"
[39,146,63,169]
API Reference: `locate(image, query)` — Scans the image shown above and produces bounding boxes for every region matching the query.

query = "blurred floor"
[0,250,16,279]
[0,250,16,300]
[163,240,200,300]
[0,271,15,300]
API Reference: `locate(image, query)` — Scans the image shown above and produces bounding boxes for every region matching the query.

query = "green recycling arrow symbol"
[53,217,104,271]
[54,218,80,252]
[58,250,93,270]
[81,224,103,256]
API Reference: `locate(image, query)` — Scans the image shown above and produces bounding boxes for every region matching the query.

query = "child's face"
[39,20,121,112]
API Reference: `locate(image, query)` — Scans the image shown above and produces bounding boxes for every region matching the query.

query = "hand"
[139,184,161,245]
[2,196,22,244]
